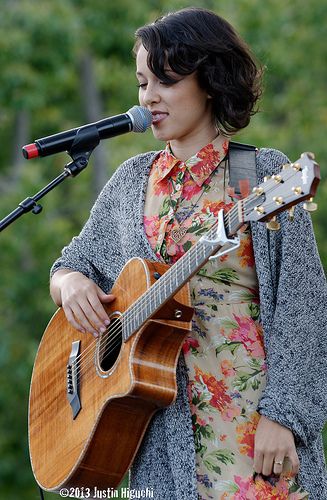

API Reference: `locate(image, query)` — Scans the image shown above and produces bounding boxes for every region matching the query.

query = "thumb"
[97,287,115,303]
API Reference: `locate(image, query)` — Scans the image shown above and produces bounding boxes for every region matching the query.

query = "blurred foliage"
[0,0,326,498]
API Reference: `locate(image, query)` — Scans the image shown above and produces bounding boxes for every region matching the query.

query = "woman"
[50,8,327,499]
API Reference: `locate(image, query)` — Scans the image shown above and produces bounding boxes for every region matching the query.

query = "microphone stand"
[0,124,100,232]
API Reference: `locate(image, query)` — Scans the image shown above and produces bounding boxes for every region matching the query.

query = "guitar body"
[29,257,193,494]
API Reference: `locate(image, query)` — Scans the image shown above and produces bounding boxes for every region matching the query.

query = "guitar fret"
[123,207,246,340]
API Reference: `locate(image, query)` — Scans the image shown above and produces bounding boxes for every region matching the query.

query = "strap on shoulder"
[228,141,258,194]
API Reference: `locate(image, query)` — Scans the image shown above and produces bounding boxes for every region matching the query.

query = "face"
[136,44,216,153]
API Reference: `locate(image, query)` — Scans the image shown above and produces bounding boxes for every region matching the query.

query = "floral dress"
[143,136,308,500]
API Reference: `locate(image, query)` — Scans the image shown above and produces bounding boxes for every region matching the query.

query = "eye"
[137,82,147,89]
[160,79,180,87]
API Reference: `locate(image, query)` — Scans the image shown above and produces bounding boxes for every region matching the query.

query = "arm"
[251,148,327,449]
[49,163,126,335]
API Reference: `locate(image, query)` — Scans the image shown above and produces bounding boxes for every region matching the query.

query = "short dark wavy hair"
[134,7,263,134]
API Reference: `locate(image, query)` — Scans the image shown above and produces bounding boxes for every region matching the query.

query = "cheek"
[138,89,144,106]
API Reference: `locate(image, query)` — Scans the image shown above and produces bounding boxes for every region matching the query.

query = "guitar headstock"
[245,152,320,223]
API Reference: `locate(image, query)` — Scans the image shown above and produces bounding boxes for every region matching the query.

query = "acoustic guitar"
[29,153,320,496]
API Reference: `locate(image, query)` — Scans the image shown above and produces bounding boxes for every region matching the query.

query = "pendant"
[171,225,187,243]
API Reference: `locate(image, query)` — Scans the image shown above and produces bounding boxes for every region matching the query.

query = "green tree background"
[0,1,326,498]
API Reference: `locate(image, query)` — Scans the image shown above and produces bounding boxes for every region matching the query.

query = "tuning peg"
[272,174,283,184]
[301,151,315,160]
[253,186,264,196]
[288,206,295,221]
[303,197,318,212]
[266,216,280,231]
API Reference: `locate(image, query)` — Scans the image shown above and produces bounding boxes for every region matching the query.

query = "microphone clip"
[65,124,100,177]
[0,124,101,231]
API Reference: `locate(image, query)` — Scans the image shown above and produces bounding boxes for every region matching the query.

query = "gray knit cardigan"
[51,148,327,499]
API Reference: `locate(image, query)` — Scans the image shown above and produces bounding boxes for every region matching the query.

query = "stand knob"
[32,204,43,214]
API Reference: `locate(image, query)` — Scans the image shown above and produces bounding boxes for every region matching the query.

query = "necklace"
[169,164,222,244]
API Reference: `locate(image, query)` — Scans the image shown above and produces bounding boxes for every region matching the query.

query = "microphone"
[22,105,152,159]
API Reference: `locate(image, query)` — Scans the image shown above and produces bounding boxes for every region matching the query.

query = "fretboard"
[122,200,244,341]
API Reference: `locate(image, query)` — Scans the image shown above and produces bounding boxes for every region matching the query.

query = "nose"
[142,83,161,106]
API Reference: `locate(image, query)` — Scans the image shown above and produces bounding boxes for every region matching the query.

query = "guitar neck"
[122,203,242,340]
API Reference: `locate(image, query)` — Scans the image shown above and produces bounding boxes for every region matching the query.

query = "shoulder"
[94,150,160,205]
[255,147,290,181]
[113,150,160,180]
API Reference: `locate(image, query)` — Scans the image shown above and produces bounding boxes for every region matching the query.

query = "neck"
[169,125,218,162]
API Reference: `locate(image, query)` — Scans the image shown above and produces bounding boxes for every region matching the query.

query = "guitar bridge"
[66,340,81,419]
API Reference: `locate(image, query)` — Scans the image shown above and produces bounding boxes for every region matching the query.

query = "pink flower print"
[196,416,208,427]
[237,236,255,268]
[233,475,257,500]
[166,241,178,256]
[201,199,234,217]
[220,359,236,377]
[153,178,171,196]
[143,215,161,247]
[233,470,306,499]
[229,315,265,359]
[182,337,200,355]
[194,366,232,412]
[236,412,260,458]
[190,143,222,178]
[221,404,242,422]
[181,175,203,200]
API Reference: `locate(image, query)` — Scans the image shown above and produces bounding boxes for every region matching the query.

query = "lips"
[151,111,169,124]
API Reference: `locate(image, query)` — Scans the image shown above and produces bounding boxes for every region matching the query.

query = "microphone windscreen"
[127,106,152,133]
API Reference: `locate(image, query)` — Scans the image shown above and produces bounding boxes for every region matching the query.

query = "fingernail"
[93,331,99,338]
[100,326,106,333]
[104,320,110,326]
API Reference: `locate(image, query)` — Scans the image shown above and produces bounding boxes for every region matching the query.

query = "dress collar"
[156,135,229,187]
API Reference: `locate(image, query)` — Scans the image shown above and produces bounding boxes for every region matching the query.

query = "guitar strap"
[228,141,258,194]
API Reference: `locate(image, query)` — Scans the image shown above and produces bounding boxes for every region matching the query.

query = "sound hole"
[99,316,122,372]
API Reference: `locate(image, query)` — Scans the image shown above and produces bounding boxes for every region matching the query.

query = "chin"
[152,127,172,143]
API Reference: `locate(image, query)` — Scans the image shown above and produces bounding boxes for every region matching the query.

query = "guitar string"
[70,197,284,381]
[74,190,292,378]
[67,194,246,374]
[68,161,298,372]
[69,170,294,376]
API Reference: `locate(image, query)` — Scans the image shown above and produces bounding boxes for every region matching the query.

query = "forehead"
[135,44,149,73]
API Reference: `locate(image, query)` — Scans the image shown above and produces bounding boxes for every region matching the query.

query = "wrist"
[50,269,81,306]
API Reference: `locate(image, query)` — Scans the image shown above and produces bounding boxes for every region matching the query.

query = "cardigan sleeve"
[50,164,127,293]
[253,148,327,446]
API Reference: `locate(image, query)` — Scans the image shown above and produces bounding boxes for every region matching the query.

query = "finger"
[98,291,116,303]
[262,452,274,476]
[63,305,86,334]
[287,452,300,476]
[68,302,100,337]
[88,293,113,325]
[253,449,264,474]
[273,458,284,475]
[77,297,109,334]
